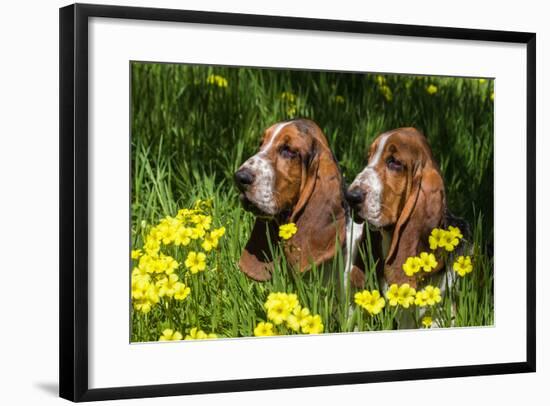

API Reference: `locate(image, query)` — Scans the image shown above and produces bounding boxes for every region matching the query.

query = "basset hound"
[234,119,363,281]
[345,127,468,296]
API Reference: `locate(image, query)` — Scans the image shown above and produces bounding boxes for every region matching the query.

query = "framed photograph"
[59,3,536,402]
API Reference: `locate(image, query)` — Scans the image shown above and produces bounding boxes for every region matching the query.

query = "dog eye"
[386,156,403,171]
[280,145,298,159]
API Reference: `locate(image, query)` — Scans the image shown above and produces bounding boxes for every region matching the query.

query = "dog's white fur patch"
[239,121,292,215]
[343,217,364,286]
[350,132,391,226]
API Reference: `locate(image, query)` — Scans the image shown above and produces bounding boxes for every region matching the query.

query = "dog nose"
[345,188,365,205]
[234,168,255,189]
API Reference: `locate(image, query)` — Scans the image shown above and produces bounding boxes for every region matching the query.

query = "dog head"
[346,127,446,286]
[236,119,346,280]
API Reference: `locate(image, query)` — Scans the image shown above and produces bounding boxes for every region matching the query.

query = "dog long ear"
[290,147,319,222]
[287,138,346,272]
[239,219,277,281]
[384,162,446,287]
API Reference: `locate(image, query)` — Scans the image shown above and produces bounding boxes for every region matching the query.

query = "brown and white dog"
[345,127,467,293]
[234,119,363,281]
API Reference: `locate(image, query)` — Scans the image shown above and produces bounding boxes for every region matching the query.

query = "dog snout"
[234,168,255,190]
[345,188,366,206]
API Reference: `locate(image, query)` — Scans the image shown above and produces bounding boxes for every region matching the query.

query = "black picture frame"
[59,3,536,402]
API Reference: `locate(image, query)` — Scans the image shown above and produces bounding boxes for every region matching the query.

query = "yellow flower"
[190,227,206,240]
[429,228,446,250]
[131,249,142,260]
[423,285,442,306]
[386,284,400,306]
[453,255,473,277]
[174,227,192,246]
[137,254,154,274]
[159,329,183,341]
[206,74,228,88]
[185,327,217,340]
[355,290,385,315]
[426,84,438,95]
[414,290,427,307]
[334,95,345,104]
[286,306,311,332]
[185,251,207,274]
[283,293,299,310]
[132,282,159,313]
[159,254,179,274]
[441,231,460,252]
[151,256,169,274]
[447,225,463,240]
[397,283,416,308]
[202,232,220,252]
[265,292,299,327]
[199,227,225,251]
[402,256,422,276]
[286,105,297,116]
[191,214,212,231]
[380,85,393,102]
[177,208,195,219]
[266,299,292,325]
[173,282,191,301]
[194,198,213,211]
[148,226,163,242]
[280,91,297,103]
[478,78,487,84]
[383,283,416,308]
[354,290,370,308]
[156,273,179,298]
[265,292,298,310]
[132,266,149,283]
[366,291,386,315]
[301,314,324,334]
[418,252,438,273]
[133,300,152,314]
[421,316,433,328]
[254,321,276,337]
[145,284,160,304]
[143,237,160,256]
[264,293,281,309]
[131,277,149,300]
[279,223,298,240]
[157,217,180,245]
[211,226,226,239]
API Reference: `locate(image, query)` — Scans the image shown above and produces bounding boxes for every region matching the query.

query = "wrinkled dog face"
[235,120,314,217]
[347,130,414,228]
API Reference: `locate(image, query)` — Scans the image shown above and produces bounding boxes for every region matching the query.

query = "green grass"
[130,62,494,342]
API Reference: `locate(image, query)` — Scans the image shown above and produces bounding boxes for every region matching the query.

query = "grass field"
[130,62,494,342]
